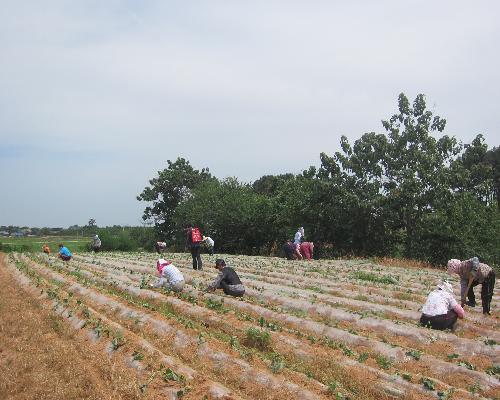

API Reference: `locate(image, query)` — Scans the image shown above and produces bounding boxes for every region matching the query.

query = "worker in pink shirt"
[420,281,465,330]
[300,241,314,260]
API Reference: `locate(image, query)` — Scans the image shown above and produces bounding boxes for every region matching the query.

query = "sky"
[1,1,499,228]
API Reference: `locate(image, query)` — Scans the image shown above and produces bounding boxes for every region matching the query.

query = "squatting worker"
[42,244,51,255]
[151,258,185,292]
[447,257,495,315]
[58,244,72,261]
[420,281,465,330]
[300,241,314,260]
[206,259,245,297]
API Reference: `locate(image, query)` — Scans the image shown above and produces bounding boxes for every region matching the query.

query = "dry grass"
[0,254,144,400]
[373,256,437,270]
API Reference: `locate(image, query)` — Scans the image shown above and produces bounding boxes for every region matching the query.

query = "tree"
[317,93,461,259]
[137,157,213,239]
[173,178,275,254]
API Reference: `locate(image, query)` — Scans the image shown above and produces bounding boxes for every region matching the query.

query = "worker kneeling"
[206,259,245,297]
[152,258,185,292]
[420,281,464,331]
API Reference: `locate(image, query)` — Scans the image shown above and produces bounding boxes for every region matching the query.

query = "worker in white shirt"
[151,258,185,292]
[203,236,215,256]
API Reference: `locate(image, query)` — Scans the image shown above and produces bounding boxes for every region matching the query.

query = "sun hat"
[437,280,453,294]
[447,259,461,275]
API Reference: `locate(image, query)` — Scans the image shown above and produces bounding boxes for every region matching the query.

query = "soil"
[0,254,144,400]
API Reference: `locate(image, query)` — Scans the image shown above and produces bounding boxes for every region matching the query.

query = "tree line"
[137,93,500,266]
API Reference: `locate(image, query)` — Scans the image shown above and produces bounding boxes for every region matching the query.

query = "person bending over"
[206,259,245,297]
[447,257,495,315]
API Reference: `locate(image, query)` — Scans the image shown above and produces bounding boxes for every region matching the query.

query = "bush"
[98,231,139,252]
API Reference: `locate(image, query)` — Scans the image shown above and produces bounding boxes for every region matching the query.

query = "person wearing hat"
[92,234,101,252]
[203,235,215,256]
[447,257,495,315]
[420,281,465,330]
[42,243,51,256]
[155,241,167,254]
[151,258,185,292]
[206,259,245,297]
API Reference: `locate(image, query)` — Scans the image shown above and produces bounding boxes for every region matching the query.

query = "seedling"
[245,327,271,351]
[406,350,421,361]
[421,377,435,391]
[269,353,285,373]
[376,355,392,370]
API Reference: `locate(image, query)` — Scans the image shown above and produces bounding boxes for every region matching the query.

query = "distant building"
[0,231,9,237]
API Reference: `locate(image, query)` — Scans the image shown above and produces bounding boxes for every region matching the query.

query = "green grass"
[0,236,91,253]
[352,271,398,285]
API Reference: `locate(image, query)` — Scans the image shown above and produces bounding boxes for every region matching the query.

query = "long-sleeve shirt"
[208,267,244,291]
[421,289,465,318]
[156,260,184,284]
[454,259,493,299]
[294,231,303,245]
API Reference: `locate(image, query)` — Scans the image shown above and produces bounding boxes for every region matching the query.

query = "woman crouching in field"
[420,281,465,330]
[151,258,185,292]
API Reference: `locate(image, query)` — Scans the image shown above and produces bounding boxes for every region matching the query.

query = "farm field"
[0,236,91,253]
[1,251,498,400]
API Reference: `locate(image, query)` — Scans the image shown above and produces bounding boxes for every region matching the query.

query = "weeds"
[352,271,398,285]
[245,327,271,351]
[376,355,392,370]
[421,377,435,391]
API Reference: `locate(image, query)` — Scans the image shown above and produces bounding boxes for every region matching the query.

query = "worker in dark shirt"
[206,259,245,297]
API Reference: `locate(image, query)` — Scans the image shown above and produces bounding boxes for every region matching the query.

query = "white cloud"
[1,0,499,226]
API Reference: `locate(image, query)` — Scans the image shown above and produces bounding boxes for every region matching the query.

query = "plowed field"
[1,252,498,399]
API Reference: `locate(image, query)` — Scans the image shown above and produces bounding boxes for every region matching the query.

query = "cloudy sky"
[1,1,499,228]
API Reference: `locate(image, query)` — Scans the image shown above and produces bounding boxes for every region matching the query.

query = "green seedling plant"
[406,350,421,361]
[421,377,436,391]
[269,353,285,373]
[245,327,271,351]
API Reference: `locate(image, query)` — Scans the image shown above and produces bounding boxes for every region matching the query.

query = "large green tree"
[137,158,213,239]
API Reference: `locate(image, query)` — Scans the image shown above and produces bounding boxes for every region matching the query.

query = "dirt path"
[0,254,141,400]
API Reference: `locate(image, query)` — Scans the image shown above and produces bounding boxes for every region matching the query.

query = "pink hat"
[447,259,461,275]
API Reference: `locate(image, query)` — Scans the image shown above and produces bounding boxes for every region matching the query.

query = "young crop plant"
[352,271,398,285]
[421,377,436,391]
[244,327,272,351]
[162,367,184,383]
[205,298,226,313]
[406,350,421,361]
[485,365,500,376]
[111,331,126,350]
[376,355,393,370]
[269,353,285,374]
